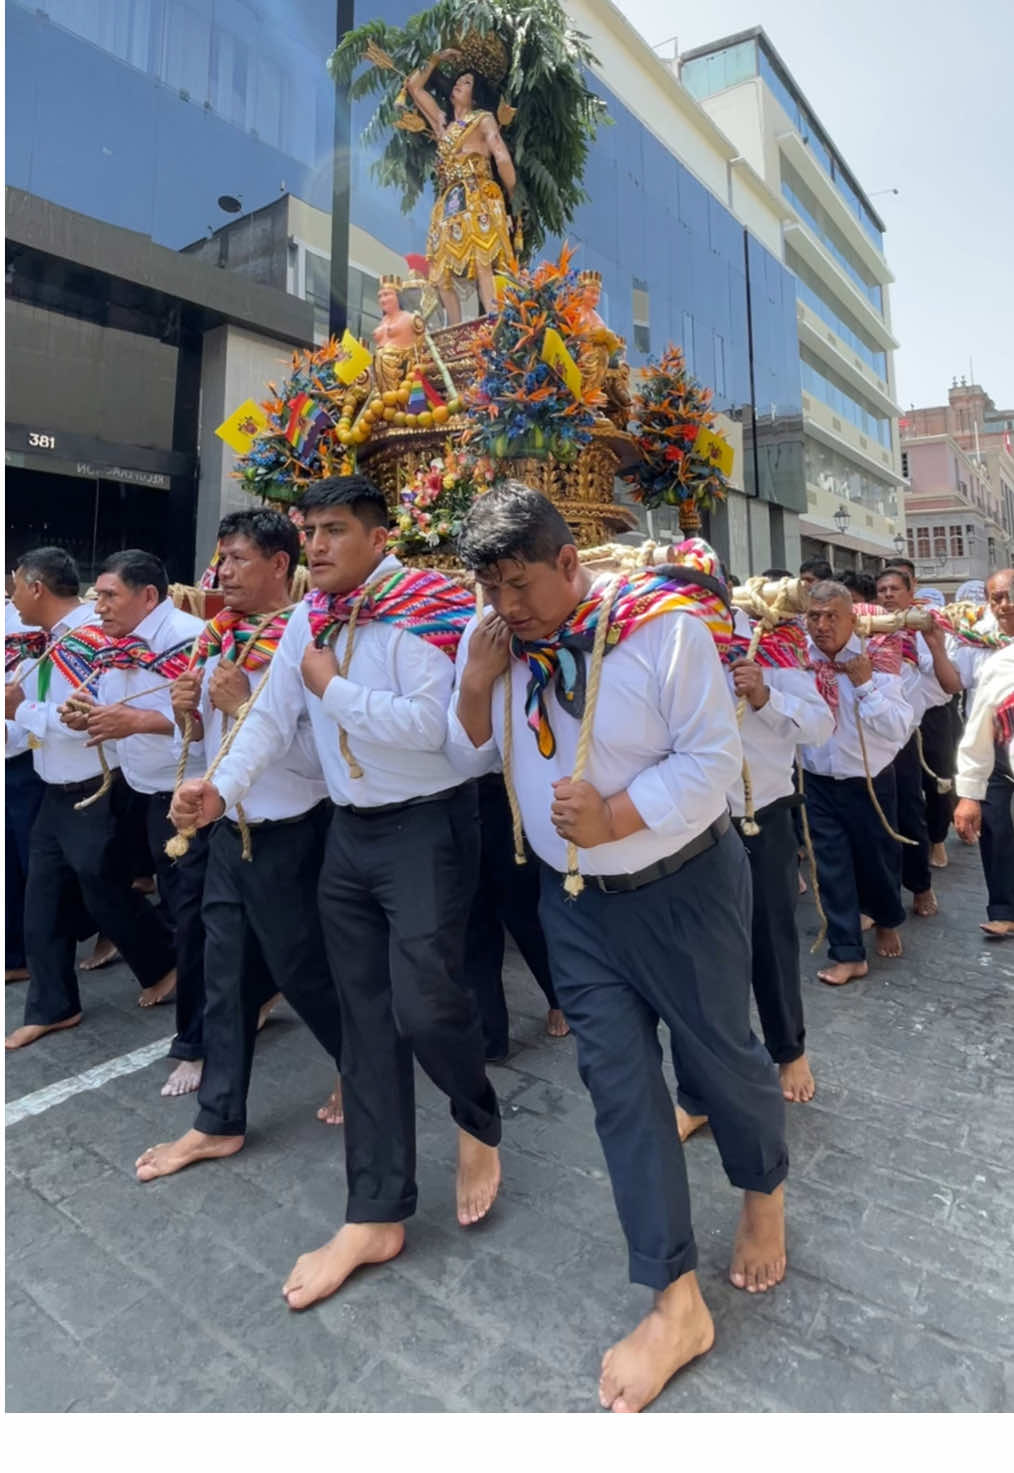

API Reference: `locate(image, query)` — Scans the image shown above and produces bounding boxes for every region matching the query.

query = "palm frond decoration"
[327,0,608,259]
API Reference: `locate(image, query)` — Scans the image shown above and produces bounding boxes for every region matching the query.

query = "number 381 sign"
[28,431,56,449]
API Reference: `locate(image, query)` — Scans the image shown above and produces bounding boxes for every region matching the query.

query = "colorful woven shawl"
[723,620,810,671]
[5,629,47,674]
[91,634,196,681]
[192,608,292,673]
[307,567,474,661]
[995,690,1014,748]
[512,567,733,759]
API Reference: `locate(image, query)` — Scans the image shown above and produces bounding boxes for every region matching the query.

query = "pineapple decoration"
[623,345,732,533]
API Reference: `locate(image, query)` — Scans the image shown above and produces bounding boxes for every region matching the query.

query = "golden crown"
[578,270,602,286]
[378,275,404,291]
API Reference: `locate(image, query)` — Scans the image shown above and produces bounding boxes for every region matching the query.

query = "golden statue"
[574,269,631,428]
[371,276,425,393]
[406,48,518,325]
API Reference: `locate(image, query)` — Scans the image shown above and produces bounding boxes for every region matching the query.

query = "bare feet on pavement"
[257,992,283,1031]
[598,1271,715,1412]
[779,1054,815,1102]
[546,1008,570,1038]
[138,969,176,1008]
[317,1076,344,1125]
[675,1104,708,1142]
[161,1059,204,1097]
[730,1184,786,1293]
[282,1222,405,1311]
[875,926,903,957]
[860,913,874,932]
[456,1129,501,1225]
[913,889,937,917]
[5,967,31,984]
[136,1127,243,1181]
[5,1014,82,1050]
[817,960,868,986]
[80,936,120,972]
[980,920,1014,940]
[930,842,949,869]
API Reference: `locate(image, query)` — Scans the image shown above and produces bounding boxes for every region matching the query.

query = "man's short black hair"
[217,509,300,572]
[799,557,834,580]
[762,567,793,580]
[838,568,878,602]
[456,481,574,574]
[297,475,389,531]
[877,564,914,591]
[17,546,80,598]
[888,556,916,577]
[100,549,169,602]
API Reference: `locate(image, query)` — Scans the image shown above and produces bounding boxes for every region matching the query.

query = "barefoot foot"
[930,842,949,870]
[817,960,868,986]
[730,1184,786,1293]
[282,1222,404,1311]
[546,1007,570,1038]
[456,1129,501,1226]
[5,967,31,984]
[139,970,176,1008]
[161,1059,204,1097]
[875,926,903,958]
[797,869,807,895]
[256,992,283,1032]
[980,920,1014,940]
[80,936,120,972]
[136,1128,243,1181]
[913,889,937,918]
[316,1076,344,1126]
[598,1272,715,1412]
[5,1014,82,1050]
[675,1105,709,1142]
[860,913,874,932]
[779,1054,815,1103]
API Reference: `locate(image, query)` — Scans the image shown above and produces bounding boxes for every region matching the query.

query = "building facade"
[7,0,807,582]
[901,380,1014,594]
[680,27,905,572]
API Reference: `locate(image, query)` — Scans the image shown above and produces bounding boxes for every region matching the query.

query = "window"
[901,451,909,479]
[949,525,964,557]
[906,529,915,558]
[632,278,650,357]
[681,310,696,373]
[932,525,947,558]
[713,332,726,396]
[916,527,930,558]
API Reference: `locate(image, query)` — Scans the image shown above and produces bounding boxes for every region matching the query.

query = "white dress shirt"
[446,597,743,876]
[179,649,328,822]
[954,645,1014,800]
[947,635,992,695]
[8,602,114,784]
[6,603,31,759]
[799,634,913,780]
[213,556,466,813]
[98,599,204,794]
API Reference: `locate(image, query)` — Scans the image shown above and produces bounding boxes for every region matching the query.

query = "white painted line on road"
[6,1035,174,1128]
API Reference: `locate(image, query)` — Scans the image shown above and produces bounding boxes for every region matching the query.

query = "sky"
[615,0,1014,412]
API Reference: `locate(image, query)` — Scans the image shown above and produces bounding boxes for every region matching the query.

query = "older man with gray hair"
[798,581,914,986]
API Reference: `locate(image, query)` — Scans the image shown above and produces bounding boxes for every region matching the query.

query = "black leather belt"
[587,812,731,893]
[732,792,802,829]
[225,799,328,832]
[342,782,470,819]
[52,771,119,796]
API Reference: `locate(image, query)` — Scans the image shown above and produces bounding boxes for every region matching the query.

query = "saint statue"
[574,269,631,429]
[371,275,425,393]
[405,49,518,325]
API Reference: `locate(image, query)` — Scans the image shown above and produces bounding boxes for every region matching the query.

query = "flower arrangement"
[389,448,495,557]
[465,247,603,461]
[623,345,730,516]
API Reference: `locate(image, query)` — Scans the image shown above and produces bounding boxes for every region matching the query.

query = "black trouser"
[539,828,788,1291]
[144,790,209,1061]
[5,752,44,970]
[23,775,176,1026]
[737,803,805,1065]
[981,750,1014,923]
[804,766,905,962]
[464,772,559,1058]
[317,785,500,1224]
[195,803,340,1136]
[920,700,960,844]
[894,733,932,896]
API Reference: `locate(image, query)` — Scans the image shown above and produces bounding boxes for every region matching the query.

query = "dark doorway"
[5,468,172,585]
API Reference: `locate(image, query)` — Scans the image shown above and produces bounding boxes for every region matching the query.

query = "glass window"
[681,310,695,373]
[680,39,757,100]
[932,526,947,558]
[713,332,727,397]
[949,525,964,557]
[901,451,909,478]
[781,161,884,314]
[799,348,891,446]
[916,527,930,558]
[906,528,915,558]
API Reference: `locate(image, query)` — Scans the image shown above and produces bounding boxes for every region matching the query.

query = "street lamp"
[833,503,851,535]
[893,532,906,556]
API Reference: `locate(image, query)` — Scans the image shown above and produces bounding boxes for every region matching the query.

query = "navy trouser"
[981,749,1014,923]
[539,828,788,1291]
[5,752,44,970]
[894,734,932,896]
[920,700,959,845]
[465,773,559,1058]
[738,803,806,1065]
[317,786,500,1224]
[803,766,905,962]
[195,804,340,1136]
[144,791,209,1061]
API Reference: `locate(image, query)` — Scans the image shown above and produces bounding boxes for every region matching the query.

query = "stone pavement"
[5,836,1013,1413]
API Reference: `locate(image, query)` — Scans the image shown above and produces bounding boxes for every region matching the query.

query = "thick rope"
[734,622,766,836]
[330,579,389,779]
[914,724,952,794]
[796,766,828,953]
[563,575,623,898]
[854,633,917,847]
[164,662,274,859]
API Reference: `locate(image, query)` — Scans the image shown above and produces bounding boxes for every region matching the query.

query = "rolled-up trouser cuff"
[676,1087,707,1118]
[629,1236,698,1291]
[828,943,866,963]
[347,1189,418,1225]
[193,1108,246,1137]
[723,1153,789,1196]
[987,904,1014,921]
[766,1043,805,1066]
[168,1039,203,1063]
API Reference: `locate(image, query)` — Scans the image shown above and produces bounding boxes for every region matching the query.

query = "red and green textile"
[91,635,196,681]
[5,630,47,674]
[192,608,293,674]
[723,621,810,671]
[995,690,1014,748]
[307,567,475,661]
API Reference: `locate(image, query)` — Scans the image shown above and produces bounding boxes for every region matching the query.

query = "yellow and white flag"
[541,327,583,400]
[215,399,269,455]
[695,426,734,478]
[335,329,372,384]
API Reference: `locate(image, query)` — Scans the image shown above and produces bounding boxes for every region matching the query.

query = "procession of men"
[6,480,1013,1415]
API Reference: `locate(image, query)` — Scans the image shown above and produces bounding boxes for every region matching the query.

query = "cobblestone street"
[5,837,1013,1413]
